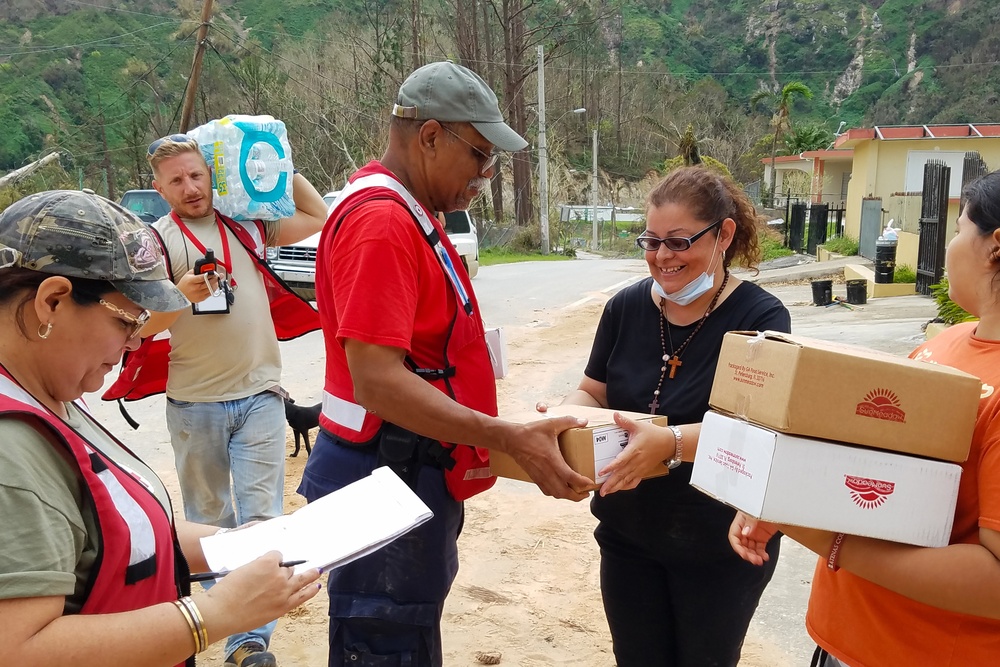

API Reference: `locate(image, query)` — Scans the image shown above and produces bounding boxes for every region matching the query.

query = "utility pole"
[179,0,215,133]
[592,128,599,251]
[0,152,61,190]
[537,45,550,255]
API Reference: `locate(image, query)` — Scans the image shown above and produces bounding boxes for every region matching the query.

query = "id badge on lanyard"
[174,213,239,315]
[192,278,234,314]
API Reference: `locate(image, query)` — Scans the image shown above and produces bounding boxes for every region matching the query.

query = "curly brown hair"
[646,166,762,272]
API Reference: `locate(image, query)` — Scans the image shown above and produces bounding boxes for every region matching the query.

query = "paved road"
[84,257,940,665]
[473,255,647,326]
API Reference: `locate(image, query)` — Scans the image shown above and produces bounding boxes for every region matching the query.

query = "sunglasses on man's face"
[441,126,500,175]
[635,219,722,252]
[147,134,194,156]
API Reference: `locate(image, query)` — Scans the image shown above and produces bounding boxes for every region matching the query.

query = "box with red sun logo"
[709,331,981,462]
[691,411,961,546]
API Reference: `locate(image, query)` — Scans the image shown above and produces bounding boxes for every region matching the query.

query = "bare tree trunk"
[503,0,532,226]
[616,13,623,155]
[97,97,116,201]
[411,0,421,71]
[455,0,475,66]
[483,0,504,224]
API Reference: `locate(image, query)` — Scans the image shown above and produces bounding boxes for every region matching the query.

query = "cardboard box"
[490,405,669,487]
[691,411,961,547]
[709,331,981,462]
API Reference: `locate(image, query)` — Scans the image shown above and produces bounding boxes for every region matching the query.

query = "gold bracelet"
[178,596,209,653]
[173,598,203,654]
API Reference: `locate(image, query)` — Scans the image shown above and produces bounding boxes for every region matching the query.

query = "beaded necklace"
[648,271,730,414]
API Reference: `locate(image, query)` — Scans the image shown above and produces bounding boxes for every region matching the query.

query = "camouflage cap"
[0,190,189,312]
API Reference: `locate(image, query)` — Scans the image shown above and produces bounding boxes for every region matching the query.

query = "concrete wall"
[820,162,852,204]
[845,137,1000,269]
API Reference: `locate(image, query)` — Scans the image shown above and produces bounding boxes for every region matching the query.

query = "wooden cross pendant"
[667,356,683,379]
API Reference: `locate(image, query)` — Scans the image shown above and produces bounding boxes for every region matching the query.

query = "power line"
[40,24,202,154]
[62,0,188,20]
[203,21,1000,80]
[208,23,384,124]
[0,21,177,57]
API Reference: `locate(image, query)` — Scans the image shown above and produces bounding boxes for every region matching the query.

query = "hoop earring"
[37,322,53,340]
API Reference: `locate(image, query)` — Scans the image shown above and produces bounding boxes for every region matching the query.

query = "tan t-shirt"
[153,212,282,402]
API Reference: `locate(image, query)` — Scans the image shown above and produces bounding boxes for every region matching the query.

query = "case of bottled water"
[187,114,295,221]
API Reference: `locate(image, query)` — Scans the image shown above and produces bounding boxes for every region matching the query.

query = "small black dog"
[284,397,321,457]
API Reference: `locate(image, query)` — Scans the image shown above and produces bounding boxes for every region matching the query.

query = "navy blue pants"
[298,429,463,667]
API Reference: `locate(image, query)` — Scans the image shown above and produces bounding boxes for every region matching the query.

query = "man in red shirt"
[299,61,593,666]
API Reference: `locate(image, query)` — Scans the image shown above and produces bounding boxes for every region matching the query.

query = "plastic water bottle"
[187,114,296,221]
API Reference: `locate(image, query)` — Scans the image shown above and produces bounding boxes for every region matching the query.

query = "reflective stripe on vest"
[0,367,178,601]
[87,449,158,583]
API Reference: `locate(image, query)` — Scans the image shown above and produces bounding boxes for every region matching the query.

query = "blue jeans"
[165,390,286,657]
[299,429,463,667]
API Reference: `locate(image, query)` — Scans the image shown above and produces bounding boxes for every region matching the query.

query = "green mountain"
[2,0,998,192]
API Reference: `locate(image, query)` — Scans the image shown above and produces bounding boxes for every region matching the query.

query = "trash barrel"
[846,279,868,305]
[875,238,897,284]
[811,279,833,306]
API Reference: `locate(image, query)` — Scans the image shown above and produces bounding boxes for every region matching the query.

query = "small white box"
[484,326,508,379]
[691,411,962,547]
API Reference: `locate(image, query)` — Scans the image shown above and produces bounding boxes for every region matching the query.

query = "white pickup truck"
[267,191,480,301]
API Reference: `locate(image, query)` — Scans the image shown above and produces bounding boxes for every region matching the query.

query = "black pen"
[189,560,308,583]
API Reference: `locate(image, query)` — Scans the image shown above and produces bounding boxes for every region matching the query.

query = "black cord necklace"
[648,271,730,414]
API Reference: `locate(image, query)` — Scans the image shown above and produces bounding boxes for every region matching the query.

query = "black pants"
[595,512,780,667]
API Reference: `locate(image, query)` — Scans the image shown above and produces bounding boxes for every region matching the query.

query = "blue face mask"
[653,235,722,306]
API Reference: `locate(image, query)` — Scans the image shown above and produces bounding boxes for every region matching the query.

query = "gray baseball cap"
[392,61,528,152]
[0,190,189,312]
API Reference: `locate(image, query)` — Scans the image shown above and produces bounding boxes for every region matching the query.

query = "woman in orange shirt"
[730,171,1000,667]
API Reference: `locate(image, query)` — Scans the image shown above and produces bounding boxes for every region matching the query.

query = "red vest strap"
[102,211,320,405]
[0,367,182,617]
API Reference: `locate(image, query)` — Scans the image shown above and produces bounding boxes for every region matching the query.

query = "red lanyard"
[170,212,238,289]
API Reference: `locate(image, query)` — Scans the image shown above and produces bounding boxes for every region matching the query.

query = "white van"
[267,192,479,301]
[440,209,480,279]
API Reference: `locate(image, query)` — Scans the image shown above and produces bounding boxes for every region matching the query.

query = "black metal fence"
[916,161,950,295]
[783,199,847,253]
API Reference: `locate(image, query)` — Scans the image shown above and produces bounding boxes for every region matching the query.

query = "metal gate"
[962,151,988,191]
[807,203,830,254]
[916,161,951,295]
[859,198,883,260]
[788,202,807,252]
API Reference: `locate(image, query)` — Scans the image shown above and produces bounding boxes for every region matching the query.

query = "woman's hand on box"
[597,413,673,496]
[729,512,780,566]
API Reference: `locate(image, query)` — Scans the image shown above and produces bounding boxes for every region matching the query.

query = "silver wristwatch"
[665,425,684,470]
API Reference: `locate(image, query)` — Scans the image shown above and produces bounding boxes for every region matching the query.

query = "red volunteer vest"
[318,170,497,501]
[0,367,184,657]
[103,211,320,403]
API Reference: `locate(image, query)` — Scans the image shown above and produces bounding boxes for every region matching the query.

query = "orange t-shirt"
[806,322,1000,666]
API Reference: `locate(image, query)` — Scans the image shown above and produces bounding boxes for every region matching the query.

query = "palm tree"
[751,81,813,205]
[784,123,834,155]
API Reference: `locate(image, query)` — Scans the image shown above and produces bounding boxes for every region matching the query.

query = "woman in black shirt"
[560,167,790,666]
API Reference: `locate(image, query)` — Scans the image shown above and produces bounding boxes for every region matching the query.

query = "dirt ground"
[197,299,799,667]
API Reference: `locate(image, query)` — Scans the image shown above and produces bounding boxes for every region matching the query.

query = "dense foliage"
[2,0,998,208]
